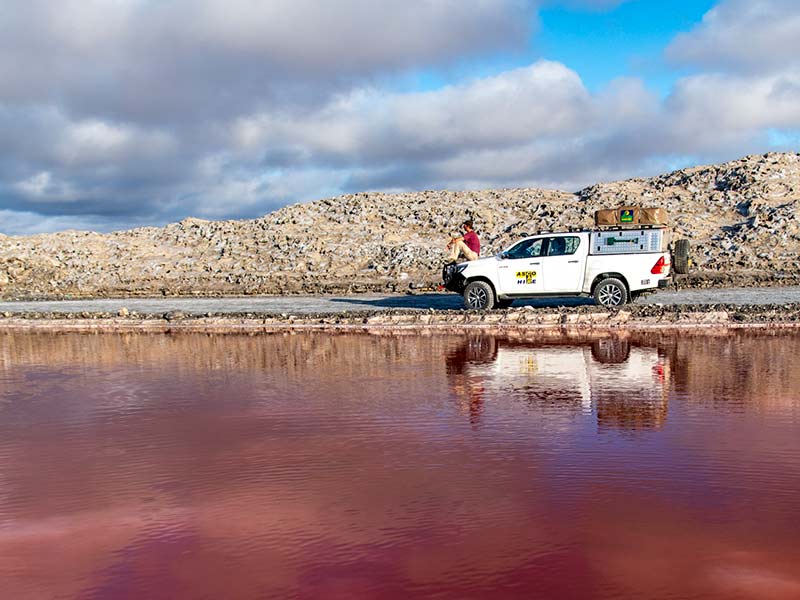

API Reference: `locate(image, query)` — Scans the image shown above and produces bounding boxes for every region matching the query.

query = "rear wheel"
[673,239,691,275]
[463,281,495,310]
[591,339,631,364]
[593,277,628,307]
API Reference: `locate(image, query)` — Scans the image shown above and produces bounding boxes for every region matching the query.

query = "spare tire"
[673,239,690,275]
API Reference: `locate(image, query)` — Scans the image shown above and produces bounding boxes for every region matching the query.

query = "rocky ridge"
[1,152,800,299]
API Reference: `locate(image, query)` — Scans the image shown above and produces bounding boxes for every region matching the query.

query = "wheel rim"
[467,287,488,309]
[598,284,623,306]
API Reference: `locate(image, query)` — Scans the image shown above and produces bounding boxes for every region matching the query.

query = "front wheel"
[463,281,495,310]
[593,277,628,307]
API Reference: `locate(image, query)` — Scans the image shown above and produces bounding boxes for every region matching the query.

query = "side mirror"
[499,252,508,260]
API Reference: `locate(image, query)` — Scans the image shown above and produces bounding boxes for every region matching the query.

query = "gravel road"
[3,287,800,315]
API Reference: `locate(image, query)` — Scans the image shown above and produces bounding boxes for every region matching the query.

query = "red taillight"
[651,256,669,275]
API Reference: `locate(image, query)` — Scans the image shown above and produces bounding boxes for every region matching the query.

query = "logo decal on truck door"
[620,209,634,223]
[516,271,537,284]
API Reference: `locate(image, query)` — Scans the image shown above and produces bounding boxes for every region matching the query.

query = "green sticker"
[620,209,634,223]
[606,236,639,246]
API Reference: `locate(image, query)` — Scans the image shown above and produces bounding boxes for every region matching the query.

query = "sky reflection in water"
[0,331,798,599]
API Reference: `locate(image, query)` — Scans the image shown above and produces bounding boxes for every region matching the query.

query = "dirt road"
[2,287,800,316]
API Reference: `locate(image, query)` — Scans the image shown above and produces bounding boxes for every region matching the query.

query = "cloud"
[0,0,533,124]
[667,0,800,73]
[2,0,800,235]
[0,209,141,236]
[658,0,800,158]
[664,72,800,146]
[548,0,630,10]
[233,61,594,167]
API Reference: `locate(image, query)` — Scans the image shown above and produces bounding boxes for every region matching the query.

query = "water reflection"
[0,331,799,599]
[445,336,670,431]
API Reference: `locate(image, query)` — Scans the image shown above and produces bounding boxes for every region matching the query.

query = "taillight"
[651,256,669,275]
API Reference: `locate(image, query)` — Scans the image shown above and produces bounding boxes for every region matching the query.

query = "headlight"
[455,264,468,274]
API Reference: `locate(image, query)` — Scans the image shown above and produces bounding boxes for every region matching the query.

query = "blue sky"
[0,0,799,234]
[539,0,719,92]
[394,1,719,95]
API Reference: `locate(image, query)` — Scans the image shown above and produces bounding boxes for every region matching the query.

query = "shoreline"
[2,303,799,334]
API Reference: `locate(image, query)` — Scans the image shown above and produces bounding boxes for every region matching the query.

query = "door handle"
[530,262,540,265]
[568,260,579,264]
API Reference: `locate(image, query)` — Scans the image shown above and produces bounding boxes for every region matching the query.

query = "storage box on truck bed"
[594,206,669,227]
[590,227,670,254]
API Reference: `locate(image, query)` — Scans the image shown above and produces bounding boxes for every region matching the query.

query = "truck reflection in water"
[445,336,670,430]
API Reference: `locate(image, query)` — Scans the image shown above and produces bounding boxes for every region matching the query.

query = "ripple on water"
[0,331,799,599]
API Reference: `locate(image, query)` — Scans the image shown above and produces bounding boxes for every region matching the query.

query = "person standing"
[446,220,480,262]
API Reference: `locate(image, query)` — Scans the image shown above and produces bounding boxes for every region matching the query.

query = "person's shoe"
[436,284,446,292]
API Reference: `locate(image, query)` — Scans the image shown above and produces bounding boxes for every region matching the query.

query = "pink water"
[0,331,799,599]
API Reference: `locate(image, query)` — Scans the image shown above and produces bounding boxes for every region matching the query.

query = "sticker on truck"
[516,271,537,284]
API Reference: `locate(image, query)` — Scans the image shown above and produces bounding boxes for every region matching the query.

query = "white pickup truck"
[442,227,688,309]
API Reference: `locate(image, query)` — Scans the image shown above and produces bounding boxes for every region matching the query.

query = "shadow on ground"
[330,294,594,310]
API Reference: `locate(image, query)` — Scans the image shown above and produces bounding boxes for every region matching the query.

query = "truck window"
[506,238,544,259]
[546,236,580,256]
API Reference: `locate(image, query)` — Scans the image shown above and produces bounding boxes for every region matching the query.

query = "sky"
[1,0,799,235]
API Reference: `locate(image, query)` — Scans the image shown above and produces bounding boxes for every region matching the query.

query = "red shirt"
[463,231,480,255]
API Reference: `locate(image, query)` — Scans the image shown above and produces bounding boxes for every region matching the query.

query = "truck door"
[497,238,545,295]
[541,236,585,293]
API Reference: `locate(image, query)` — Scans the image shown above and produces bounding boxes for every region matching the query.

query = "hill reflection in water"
[0,331,799,599]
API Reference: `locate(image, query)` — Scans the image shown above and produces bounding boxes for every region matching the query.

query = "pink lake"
[0,331,798,599]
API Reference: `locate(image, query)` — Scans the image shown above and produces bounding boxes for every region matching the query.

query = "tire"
[673,239,690,275]
[463,280,495,310]
[593,277,628,307]
[496,299,514,309]
[591,339,631,364]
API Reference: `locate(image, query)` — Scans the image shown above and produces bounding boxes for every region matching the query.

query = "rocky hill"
[1,152,799,299]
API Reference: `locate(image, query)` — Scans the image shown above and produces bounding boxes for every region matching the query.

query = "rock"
[1,152,800,299]
[163,311,187,321]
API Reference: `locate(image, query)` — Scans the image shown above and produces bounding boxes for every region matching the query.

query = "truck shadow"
[329,294,595,310]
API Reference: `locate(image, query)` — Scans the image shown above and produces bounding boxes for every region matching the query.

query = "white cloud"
[665,72,800,145]
[668,0,800,73]
[232,61,594,167]
[13,172,62,200]
[55,119,177,166]
[657,0,800,156]
[189,167,348,219]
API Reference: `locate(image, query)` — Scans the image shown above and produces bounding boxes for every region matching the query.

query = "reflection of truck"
[443,227,683,309]
[449,338,670,430]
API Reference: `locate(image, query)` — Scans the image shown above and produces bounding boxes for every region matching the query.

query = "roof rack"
[526,227,591,236]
